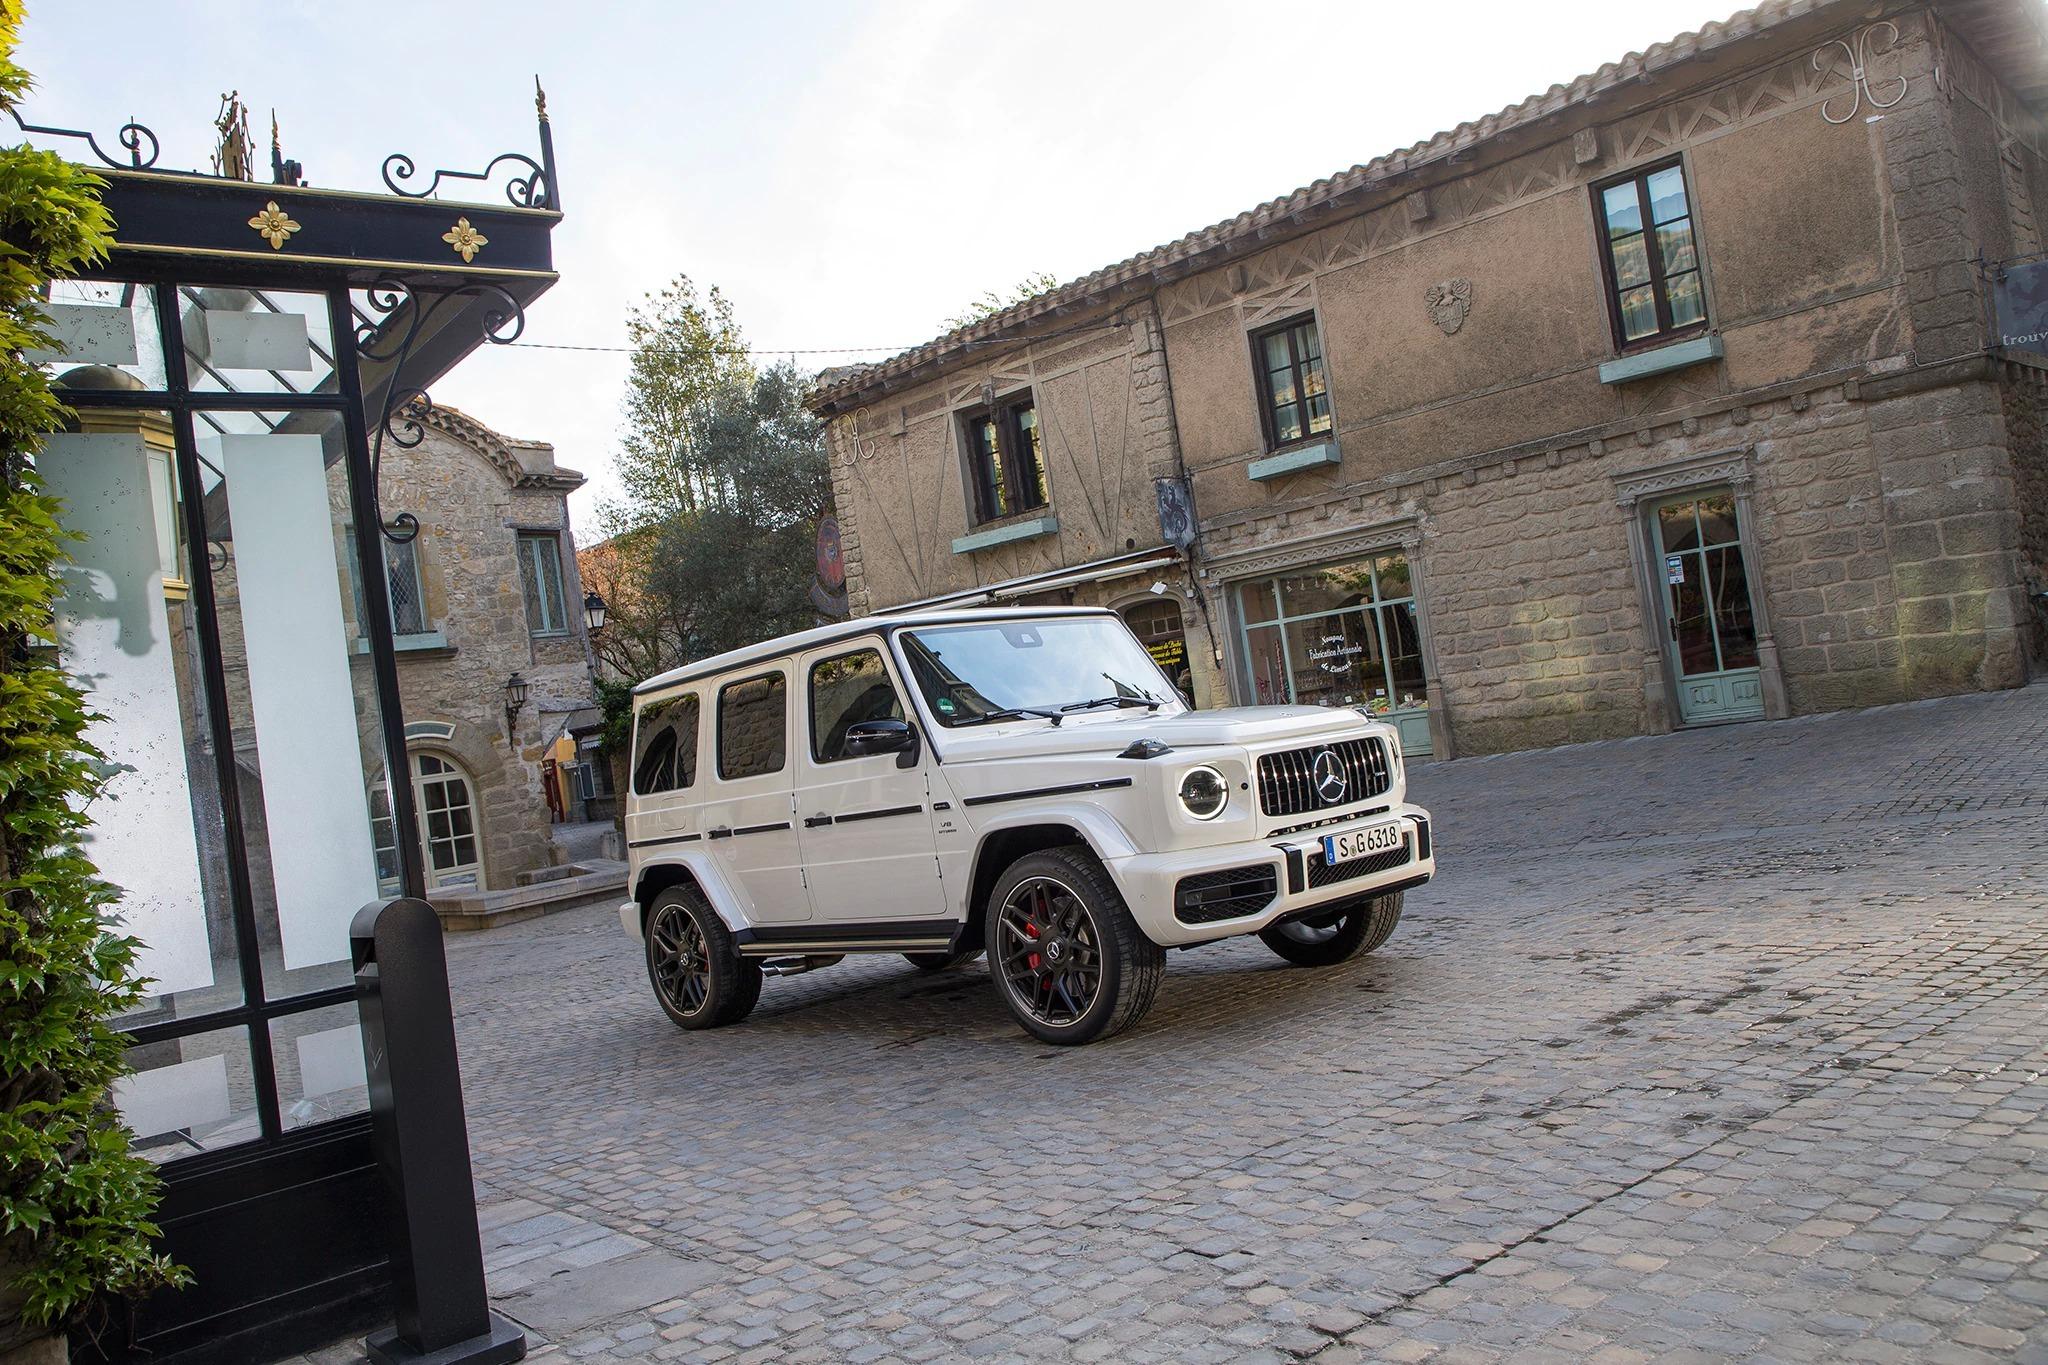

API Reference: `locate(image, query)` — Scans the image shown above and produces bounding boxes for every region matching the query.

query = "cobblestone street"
[304,684,2048,1364]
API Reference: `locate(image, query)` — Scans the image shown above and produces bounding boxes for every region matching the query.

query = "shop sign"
[1309,633,1365,674]
[1147,637,1186,669]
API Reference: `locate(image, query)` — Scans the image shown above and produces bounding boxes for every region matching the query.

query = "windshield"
[899,617,1175,727]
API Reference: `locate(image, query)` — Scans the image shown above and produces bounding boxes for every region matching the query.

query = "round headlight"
[1178,766,1228,820]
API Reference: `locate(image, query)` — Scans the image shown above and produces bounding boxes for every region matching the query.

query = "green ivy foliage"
[0,1,187,1336]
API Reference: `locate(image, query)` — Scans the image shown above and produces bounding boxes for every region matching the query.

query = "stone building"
[809,0,2047,759]
[338,405,600,891]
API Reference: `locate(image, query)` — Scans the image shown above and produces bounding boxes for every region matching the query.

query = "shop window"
[718,671,788,779]
[517,531,569,636]
[962,393,1048,524]
[1593,160,1708,348]
[1234,551,1431,753]
[809,648,905,762]
[633,693,701,794]
[1120,596,1194,702]
[1250,314,1332,449]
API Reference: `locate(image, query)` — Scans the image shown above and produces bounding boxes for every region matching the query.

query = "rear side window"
[718,671,788,780]
[809,648,905,762]
[632,694,700,795]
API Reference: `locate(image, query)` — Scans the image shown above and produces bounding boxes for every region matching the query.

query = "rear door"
[795,640,946,926]
[703,665,809,923]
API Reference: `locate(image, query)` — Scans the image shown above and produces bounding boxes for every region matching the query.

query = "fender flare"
[629,850,751,934]
[967,801,1142,863]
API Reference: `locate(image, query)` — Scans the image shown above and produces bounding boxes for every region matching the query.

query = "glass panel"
[1610,233,1652,289]
[519,533,567,635]
[1658,501,1702,553]
[1666,557,1719,676]
[1656,219,1698,275]
[1707,546,1761,671]
[1696,493,1739,547]
[809,648,905,762]
[633,693,700,794]
[1276,557,1379,618]
[39,280,169,389]
[1236,580,1282,626]
[1602,182,1644,238]
[1647,165,1690,224]
[718,671,788,778]
[970,414,1006,520]
[369,784,400,894]
[271,1004,369,1133]
[192,411,396,1001]
[898,618,1171,725]
[1012,402,1047,508]
[1619,285,1660,341]
[1666,271,1706,328]
[1373,554,1413,602]
[1262,330,1293,374]
[384,537,427,635]
[1272,398,1304,445]
[1279,609,1386,709]
[180,286,336,398]
[1244,624,1289,705]
[1384,603,1430,711]
[1292,321,1323,364]
[42,415,245,1028]
[117,1027,259,1163]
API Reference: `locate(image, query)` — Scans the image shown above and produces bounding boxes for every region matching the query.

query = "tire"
[644,885,762,1029]
[904,946,982,972]
[984,846,1165,1046]
[1259,891,1403,968]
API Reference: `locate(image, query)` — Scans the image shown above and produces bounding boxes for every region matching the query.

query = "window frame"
[631,691,701,796]
[1591,156,1711,354]
[806,645,906,764]
[716,669,789,782]
[516,530,571,638]
[959,391,1049,525]
[345,524,432,640]
[1248,312,1333,453]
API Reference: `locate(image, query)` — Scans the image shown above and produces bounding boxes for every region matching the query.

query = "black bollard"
[352,899,526,1365]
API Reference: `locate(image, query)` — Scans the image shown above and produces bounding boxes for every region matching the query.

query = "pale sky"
[23,0,1736,534]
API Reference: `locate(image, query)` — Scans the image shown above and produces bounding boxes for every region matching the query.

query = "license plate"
[1322,821,1404,865]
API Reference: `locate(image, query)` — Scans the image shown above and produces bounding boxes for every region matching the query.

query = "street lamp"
[503,672,528,741]
[582,590,607,633]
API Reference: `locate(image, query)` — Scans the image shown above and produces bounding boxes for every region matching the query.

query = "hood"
[932,704,1386,763]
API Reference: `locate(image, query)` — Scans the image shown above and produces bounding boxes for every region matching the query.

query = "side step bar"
[738,937,955,957]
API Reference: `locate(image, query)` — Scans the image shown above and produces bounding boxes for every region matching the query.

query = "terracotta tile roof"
[808,0,1836,414]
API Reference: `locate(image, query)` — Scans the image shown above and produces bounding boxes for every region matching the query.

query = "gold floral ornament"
[247,201,300,249]
[442,217,489,263]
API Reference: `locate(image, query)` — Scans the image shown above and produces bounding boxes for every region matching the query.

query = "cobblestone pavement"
[289,684,2048,1364]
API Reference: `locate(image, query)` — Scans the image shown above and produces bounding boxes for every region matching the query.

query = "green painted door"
[1652,493,1764,725]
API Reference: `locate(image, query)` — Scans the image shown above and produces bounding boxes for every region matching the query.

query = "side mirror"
[844,718,918,761]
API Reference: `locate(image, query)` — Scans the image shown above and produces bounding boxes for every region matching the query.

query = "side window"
[1250,314,1331,449]
[809,648,905,762]
[960,392,1047,524]
[1593,160,1707,348]
[718,672,788,780]
[632,694,700,795]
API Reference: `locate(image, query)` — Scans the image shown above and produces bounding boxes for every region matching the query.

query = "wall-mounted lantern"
[582,590,607,633]
[503,672,528,741]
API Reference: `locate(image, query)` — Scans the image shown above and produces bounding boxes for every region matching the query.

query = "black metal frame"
[959,391,1047,524]
[1248,312,1331,452]
[1590,156,1711,353]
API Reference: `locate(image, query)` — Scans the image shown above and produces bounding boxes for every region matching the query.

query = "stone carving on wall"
[1425,278,1472,335]
[1813,21,1906,124]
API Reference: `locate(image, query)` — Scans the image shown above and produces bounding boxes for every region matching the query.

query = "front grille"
[1306,835,1412,890]
[1256,737,1392,819]
[1174,864,1279,925]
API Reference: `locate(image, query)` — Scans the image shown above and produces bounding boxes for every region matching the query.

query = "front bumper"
[1106,803,1435,947]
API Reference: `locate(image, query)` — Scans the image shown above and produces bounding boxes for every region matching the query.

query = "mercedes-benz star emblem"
[1312,749,1348,804]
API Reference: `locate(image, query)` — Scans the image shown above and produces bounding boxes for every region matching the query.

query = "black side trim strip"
[803,815,834,828]
[733,821,792,837]
[932,801,952,811]
[746,918,960,944]
[836,804,924,824]
[628,832,701,850]
[962,777,1134,808]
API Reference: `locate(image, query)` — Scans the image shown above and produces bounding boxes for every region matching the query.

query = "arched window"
[368,751,485,893]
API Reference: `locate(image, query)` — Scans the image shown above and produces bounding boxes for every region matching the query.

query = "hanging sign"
[1666,555,1686,584]
[1992,258,2048,364]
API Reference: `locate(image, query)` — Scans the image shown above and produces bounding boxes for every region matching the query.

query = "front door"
[1652,492,1765,725]
[795,641,947,925]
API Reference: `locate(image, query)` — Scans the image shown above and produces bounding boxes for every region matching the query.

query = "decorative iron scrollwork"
[381,151,552,209]
[356,277,528,544]
[1814,21,1908,124]
[6,108,160,168]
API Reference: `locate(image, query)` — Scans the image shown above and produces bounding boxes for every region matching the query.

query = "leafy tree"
[0,3,185,1344]
[610,276,752,518]
[942,270,1062,332]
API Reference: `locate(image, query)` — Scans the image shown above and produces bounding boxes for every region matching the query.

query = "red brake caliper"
[1024,887,1042,973]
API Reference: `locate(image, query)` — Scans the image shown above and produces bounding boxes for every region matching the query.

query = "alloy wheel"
[995,876,1102,1027]
[649,903,711,1016]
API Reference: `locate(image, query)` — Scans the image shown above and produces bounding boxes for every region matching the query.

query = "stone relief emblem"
[1425,278,1472,335]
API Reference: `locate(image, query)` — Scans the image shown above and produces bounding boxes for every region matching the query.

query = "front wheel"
[645,886,762,1029]
[985,847,1164,1045]
[1259,891,1403,967]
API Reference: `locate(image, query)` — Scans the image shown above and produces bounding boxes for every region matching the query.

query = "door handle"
[707,825,733,840]
[803,814,834,828]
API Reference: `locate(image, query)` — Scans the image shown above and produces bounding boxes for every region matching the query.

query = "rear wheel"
[985,847,1164,1045]
[1259,891,1403,967]
[645,886,762,1029]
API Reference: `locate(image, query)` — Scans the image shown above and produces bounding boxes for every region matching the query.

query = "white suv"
[619,606,1435,1045]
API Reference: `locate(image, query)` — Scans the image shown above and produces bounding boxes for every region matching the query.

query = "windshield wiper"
[958,705,1066,727]
[1060,696,1163,714]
